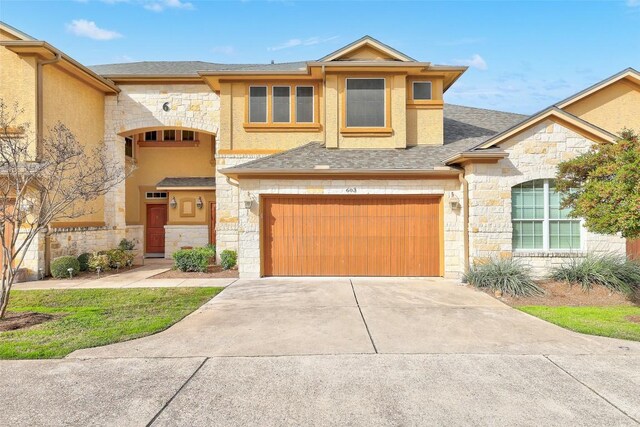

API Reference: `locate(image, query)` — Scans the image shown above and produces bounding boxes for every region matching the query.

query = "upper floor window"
[137,129,200,147]
[124,136,133,158]
[144,131,157,141]
[512,179,581,251]
[246,83,318,128]
[182,130,195,141]
[345,78,386,128]
[249,86,268,123]
[412,81,432,100]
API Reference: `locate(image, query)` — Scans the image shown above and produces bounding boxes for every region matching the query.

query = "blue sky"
[2,0,639,114]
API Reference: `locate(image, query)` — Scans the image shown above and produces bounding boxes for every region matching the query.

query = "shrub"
[550,254,640,295]
[173,246,216,272]
[464,257,543,297]
[104,248,135,269]
[118,238,136,251]
[220,249,237,270]
[205,243,216,258]
[50,256,81,279]
[87,253,110,272]
[77,252,92,272]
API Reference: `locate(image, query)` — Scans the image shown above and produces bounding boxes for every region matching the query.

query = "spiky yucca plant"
[464,258,543,297]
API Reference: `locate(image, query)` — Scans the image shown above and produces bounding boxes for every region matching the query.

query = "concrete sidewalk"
[12,259,237,290]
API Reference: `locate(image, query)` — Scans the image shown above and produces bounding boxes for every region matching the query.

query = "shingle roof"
[223,104,526,172]
[89,61,309,76]
[156,177,216,188]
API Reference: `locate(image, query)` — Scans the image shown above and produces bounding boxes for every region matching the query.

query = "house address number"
[346,187,357,193]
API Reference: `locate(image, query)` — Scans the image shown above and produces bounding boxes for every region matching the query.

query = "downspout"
[36,52,61,276]
[457,169,470,276]
[36,52,62,158]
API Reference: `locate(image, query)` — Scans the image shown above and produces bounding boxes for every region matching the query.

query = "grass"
[0,287,222,359]
[518,305,640,342]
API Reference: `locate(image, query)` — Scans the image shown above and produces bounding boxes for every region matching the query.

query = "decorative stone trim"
[49,226,115,233]
[513,251,587,258]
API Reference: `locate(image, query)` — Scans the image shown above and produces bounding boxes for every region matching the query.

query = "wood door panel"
[263,196,442,277]
[146,204,167,254]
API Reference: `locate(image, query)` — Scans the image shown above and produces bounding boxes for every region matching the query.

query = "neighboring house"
[1,21,639,280]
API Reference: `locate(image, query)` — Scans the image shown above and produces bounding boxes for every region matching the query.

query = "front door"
[146,204,167,255]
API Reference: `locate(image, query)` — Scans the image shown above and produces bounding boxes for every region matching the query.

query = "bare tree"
[0,100,127,318]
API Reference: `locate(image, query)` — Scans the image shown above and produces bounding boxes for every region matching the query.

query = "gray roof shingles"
[156,177,216,188]
[226,104,526,172]
[89,61,309,76]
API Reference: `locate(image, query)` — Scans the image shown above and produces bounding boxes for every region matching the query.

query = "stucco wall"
[235,177,464,279]
[466,119,625,277]
[563,79,640,135]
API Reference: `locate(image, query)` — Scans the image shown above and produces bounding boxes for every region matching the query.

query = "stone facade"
[164,225,209,257]
[236,177,464,279]
[466,119,625,277]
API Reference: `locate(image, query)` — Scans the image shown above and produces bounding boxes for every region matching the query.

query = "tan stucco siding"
[124,133,215,224]
[0,46,37,138]
[219,82,324,151]
[166,189,214,225]
[0,28,22,41]
[564,79,640,135]
[42,64,106,223]
[406,108,443,146]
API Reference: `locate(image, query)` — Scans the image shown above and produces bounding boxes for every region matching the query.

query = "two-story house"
[2,21,639,280]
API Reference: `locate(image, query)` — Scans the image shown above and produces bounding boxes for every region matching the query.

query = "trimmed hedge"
[173,247,216,272]
[220,249,237,270]
[77,253,92,272]
[50,256,81,279]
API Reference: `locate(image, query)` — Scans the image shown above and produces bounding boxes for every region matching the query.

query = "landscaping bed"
[0,287,223,359]
[152,265,239,279]
[43,265,141,281]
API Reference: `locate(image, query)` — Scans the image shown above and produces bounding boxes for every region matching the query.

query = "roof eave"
[444,151,508,165]
[220,167,460,178]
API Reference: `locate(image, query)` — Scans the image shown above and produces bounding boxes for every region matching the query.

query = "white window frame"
[345,77,386,128]
[248,85,268,124]
[512,179,585,252]
[412,81,432,101]
[271,85,291,124]
[295,85,314,123]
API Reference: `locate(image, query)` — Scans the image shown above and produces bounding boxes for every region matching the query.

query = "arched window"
[511,179,581,250]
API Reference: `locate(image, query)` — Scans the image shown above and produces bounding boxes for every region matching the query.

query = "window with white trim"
[345,78,385,128]
[145,192,168,199]
[412,81,432,100]
[511,179,581,250]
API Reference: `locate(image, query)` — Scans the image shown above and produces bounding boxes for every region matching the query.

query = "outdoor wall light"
[196,196,204,210]
[243,200,253,210]
[169,197,177,209]
[449,192,462,210]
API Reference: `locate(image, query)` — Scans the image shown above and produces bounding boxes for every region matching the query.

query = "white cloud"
[268,36,338,51]
[211,45,235,56]
[144,0,194,12]
[627,0,640,7]
[65,19,123,40]
[455,54,488,70]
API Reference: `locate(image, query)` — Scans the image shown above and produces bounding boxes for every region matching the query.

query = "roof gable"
[318,36,416,62]
[556,68,640,109]
[0,21,36,41]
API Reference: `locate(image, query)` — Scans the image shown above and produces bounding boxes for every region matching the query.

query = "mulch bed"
[492,280,639,307]
[151,265,239,279]
[0,312,57,332]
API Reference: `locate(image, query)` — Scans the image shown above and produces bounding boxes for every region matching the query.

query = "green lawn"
[0,287,222,359]
[518,305,640,342]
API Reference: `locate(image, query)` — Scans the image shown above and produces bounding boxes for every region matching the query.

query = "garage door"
[262,196,442,277]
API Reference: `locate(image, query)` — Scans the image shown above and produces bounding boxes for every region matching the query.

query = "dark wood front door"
[209,202,216,245]
[146,204,167,254]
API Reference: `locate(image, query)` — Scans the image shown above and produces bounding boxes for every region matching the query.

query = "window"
[345,78,385,128]
[512,179,581,250]
[249,86,267,123]
[272,86,290,123]
[144,131,157,141]
[413,81,432,100]
[163,129,176,141]
[124,136,133,158]
[182,130,195,141]
[145,192,168,199]
[296,86,314,123]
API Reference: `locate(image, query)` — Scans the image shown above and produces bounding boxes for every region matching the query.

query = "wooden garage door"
[262,196,442,277]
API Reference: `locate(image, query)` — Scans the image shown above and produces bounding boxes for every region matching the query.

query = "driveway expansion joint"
[145,357,209,426]
[350,279,378,354]
[543,355,640,424]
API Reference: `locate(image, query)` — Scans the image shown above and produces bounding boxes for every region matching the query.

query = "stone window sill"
[512,251,587,258]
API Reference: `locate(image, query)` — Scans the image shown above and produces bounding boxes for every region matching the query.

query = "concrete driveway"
[2,278,640,426]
